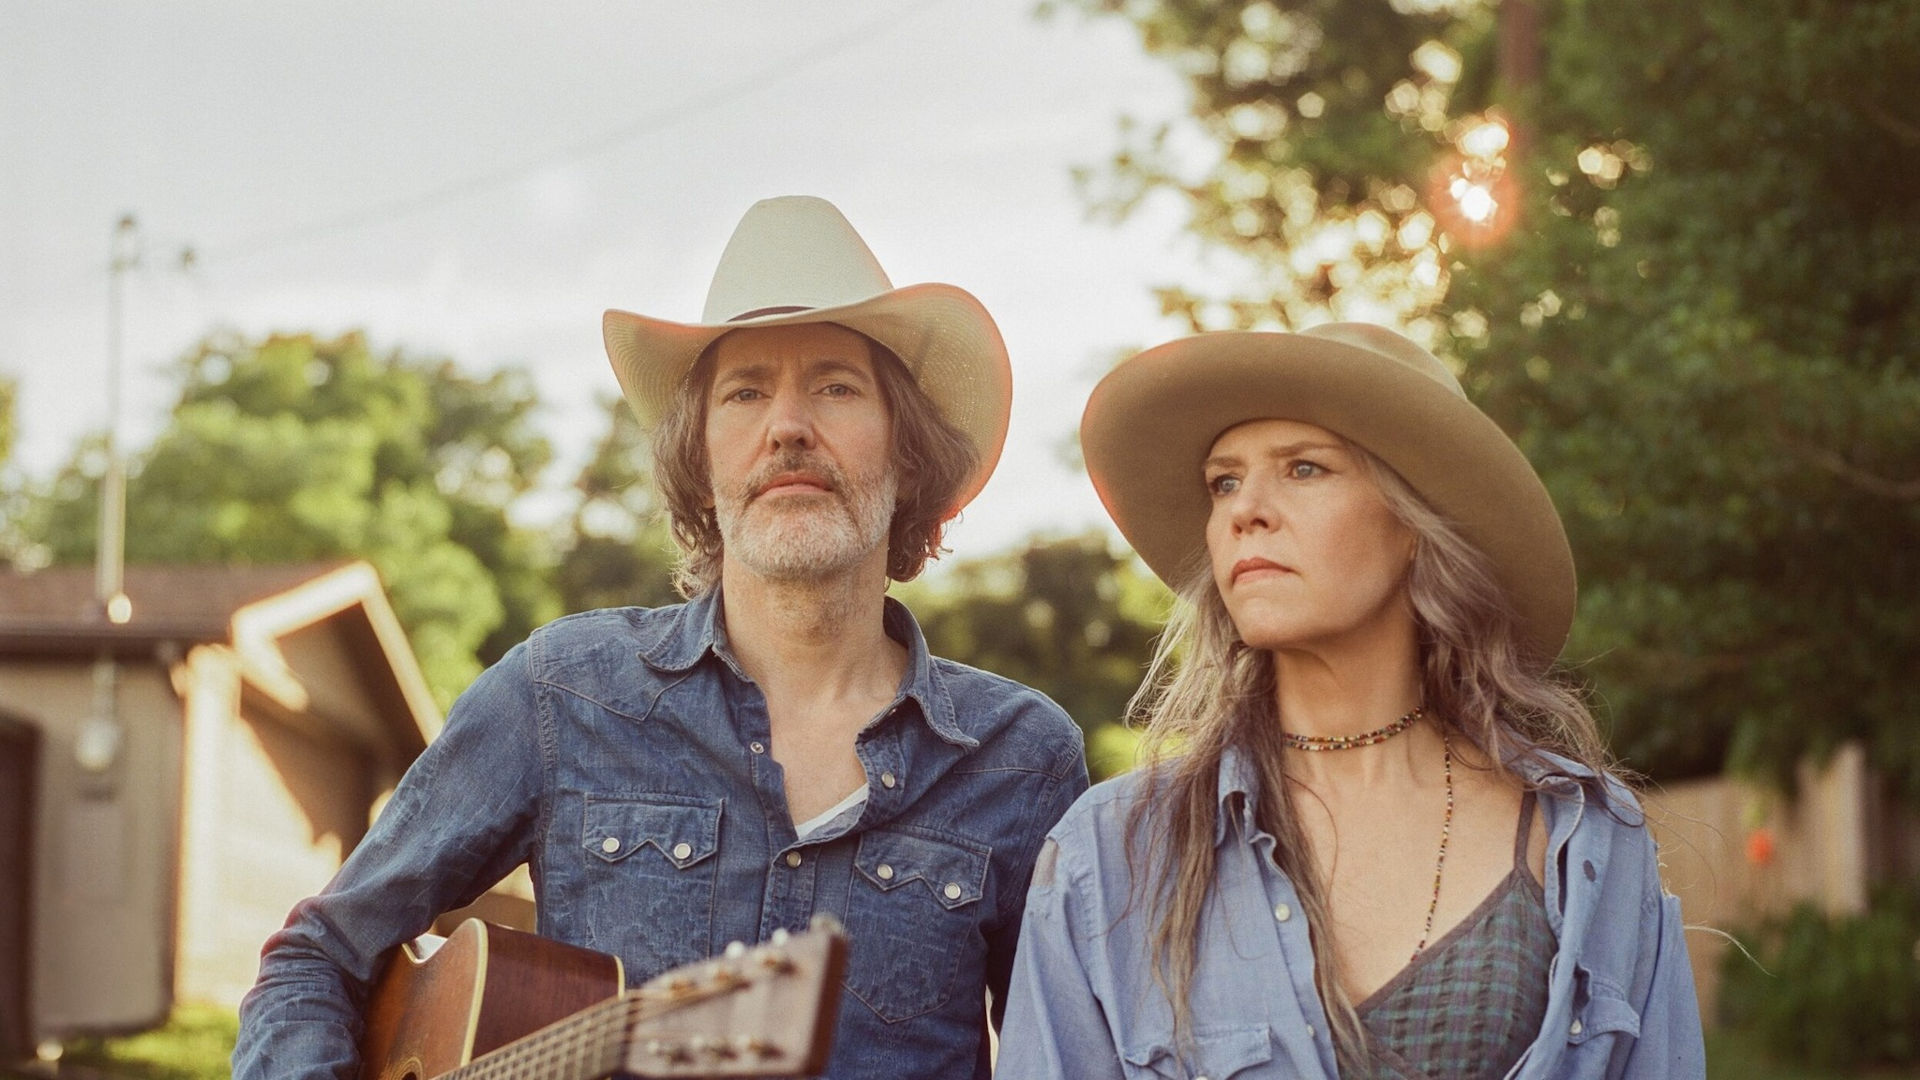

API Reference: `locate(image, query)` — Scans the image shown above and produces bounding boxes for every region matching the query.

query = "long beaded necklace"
[1280,706,1455,961]
[1414,729,1454,960]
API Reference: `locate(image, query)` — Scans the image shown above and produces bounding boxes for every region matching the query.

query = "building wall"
[174,645,392,1009]
[0,659,182,1037]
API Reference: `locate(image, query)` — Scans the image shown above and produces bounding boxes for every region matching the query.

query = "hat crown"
[701,196,895,323]
[1302,322,1465,399]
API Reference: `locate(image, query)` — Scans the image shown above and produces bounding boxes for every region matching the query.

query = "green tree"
[1065,0,1920,795]
[553,394,681,613]
[30,331,561,705]
[902,533,1170,779]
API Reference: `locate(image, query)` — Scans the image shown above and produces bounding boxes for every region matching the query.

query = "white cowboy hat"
[1080,323,1577,662]
[603,196,1013,511]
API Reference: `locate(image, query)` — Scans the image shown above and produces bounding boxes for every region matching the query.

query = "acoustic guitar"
[357,915,847,1080]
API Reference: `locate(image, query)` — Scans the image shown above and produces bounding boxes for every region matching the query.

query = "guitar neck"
[440,995,631,1080]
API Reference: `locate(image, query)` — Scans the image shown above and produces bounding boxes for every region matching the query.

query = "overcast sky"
[1,0,1247,563]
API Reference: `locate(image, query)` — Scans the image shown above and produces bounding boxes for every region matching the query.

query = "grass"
[2,1006,237,1080]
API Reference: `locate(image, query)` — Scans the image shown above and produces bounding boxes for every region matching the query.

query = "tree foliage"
[554,394,682,613]
[28,331,561,705]
[1066,0,1920,795]
[903,533,1170,779]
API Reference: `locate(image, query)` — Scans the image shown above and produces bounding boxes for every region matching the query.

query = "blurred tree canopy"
[901,532,1168,779]
[1059,0,1920,796]
[556,394,682,613]
[22,331,562,706]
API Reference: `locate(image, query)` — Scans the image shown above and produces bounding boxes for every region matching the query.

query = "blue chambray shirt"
[232,589,1088,1080]
[998,747,1705,1080]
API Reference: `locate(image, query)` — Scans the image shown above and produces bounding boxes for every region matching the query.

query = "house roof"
[0,561,441,753]
[0,563,348,649]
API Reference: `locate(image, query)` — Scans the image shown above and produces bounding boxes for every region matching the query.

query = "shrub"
[1718,888,1920,1069]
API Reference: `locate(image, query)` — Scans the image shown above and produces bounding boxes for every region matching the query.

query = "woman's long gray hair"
[1123,441,1613,1065]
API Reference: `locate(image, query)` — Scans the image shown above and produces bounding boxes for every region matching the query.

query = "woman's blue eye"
[1288,461,1324,479]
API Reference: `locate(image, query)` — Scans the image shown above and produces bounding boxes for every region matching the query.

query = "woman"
[999,325,1703,1079]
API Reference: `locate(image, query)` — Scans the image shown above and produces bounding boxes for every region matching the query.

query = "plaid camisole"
[1349,792,1555,1080]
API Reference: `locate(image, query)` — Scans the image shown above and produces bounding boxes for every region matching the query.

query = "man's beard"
[713,450,897,583]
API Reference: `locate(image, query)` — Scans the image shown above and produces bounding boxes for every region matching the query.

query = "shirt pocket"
[842,826,990,1023]
[1120,1024,1274,1080]
[579,793,722,978]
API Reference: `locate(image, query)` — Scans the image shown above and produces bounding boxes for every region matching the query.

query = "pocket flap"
[853,828,989,910]
[1570,962,1642,1043]
[583,795,722,869]
[1122,1025,1273,1080]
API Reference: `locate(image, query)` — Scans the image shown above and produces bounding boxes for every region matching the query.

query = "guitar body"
[359,919,624,1080]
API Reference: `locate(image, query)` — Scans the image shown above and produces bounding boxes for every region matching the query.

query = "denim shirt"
[998,747,1705,1080]
[232,589,1088,1080]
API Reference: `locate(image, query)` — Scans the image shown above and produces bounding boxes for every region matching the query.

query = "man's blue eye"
[1208,475,1239,495]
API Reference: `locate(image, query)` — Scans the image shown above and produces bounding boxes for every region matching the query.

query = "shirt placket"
[1246,826,1341,1078]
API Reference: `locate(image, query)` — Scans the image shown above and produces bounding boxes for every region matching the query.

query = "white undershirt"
[793,783,869,840]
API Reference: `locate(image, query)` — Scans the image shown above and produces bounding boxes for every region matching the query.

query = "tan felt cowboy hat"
[603,195,1013,511]
[1080,323,1576,661]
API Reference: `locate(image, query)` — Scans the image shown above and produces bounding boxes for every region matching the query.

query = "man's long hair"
[651,330,978,597]
[1123,440,1616,1065]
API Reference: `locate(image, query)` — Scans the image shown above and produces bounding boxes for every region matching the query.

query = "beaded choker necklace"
[1280,706,1424,751]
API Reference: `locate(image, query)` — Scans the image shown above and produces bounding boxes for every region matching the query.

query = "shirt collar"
[635,586,977,749]
[1214,743,1262,847]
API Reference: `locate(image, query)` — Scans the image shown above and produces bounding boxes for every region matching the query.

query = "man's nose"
[765,390,817,450]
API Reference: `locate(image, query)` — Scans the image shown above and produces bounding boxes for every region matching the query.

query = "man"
[231,196,1088,1079]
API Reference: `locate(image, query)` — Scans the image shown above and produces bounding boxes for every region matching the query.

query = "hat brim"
[1080,332,1575,662]
[604,283,1011,512]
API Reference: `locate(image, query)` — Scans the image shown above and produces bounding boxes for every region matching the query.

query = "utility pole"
[76,215,143,784]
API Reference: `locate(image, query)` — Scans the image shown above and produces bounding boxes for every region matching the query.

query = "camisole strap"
[1513,790,1538,869]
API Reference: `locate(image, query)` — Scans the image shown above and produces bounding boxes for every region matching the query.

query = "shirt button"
[671,842,692,860]
[749,741,765,754]
[943,883,962,900]
[1306,1025,1315,1039]
[785,851,803,868]
[1274,903,1293,923]
[880,771,897,789]
[1570,1019,1584,1036]
[600,837,619,854]
[877,864,895,881]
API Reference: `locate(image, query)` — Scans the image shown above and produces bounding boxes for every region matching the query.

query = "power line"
[197,0,951,264]
[8,0,949,304]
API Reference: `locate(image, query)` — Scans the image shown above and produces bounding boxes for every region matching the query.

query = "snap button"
[600,836,620,854]
[877,864,895,881]
[1570,1018,1584,1036]
[1306,1025,1315,1039]
[750,741,765,754]
[785,851,803,868]
[1274,903,1292,922]
[672,842,692,860]
[943,882,962,900]
[880,771,897,789]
